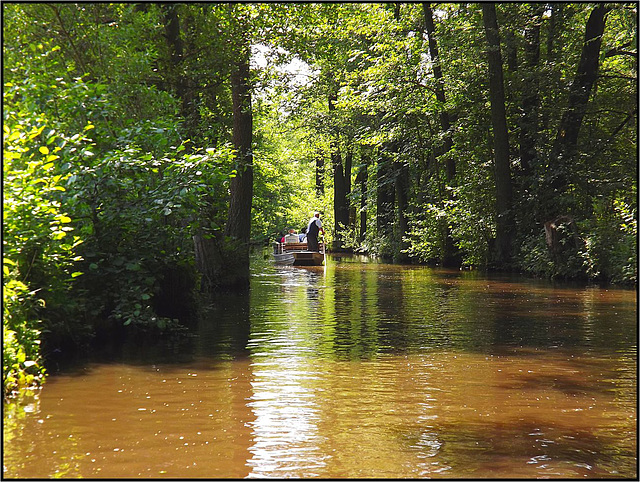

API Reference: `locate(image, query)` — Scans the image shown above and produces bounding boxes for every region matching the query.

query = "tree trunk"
[546,3,563,63]
[329,94,350,249]
[224,44,253,285]
[519,5,543,176]
[344,147,352,201]
[332,141,349,248]
[194,31,253,292]
[395,160,410,262]
[162,5,199,140]
[376,147,395,240]
[165,5,254,291]
[482,3,514,267]
[225,51,253,243]
[542,5,608,221]
[356,161,368,242]
[423,3,454,180]
[423,2,459,267]
[541,3,564,133]
[552,5,609,160]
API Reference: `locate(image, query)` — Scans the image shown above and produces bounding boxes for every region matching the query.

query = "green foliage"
[2,110,76,394]
[580,199,637,284]
[515,198,637,284]
[3,3,242,382]
[404,205,447,263]
[70,143,235,328]
[302,2,636,281]
[2,2,637,398]
[3,273,46,398]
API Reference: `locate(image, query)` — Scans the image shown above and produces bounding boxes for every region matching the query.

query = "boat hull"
[273,252,295,265]
[292,251,324,266]
[273,241,325,266]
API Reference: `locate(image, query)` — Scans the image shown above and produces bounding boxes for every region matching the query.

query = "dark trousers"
[307,234,319,252]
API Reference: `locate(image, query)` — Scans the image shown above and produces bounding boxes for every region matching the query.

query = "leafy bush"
[405,183,494,268]
[68,143,235,330]
[404,204,447,263]
[580,199,637,284]
[516,198,637,284]
[3,270,46,398]
[1,110,82,394]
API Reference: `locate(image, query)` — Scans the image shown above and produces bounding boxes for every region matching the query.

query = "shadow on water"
[195,291,252,360]
[4,253,635,479]
[397,417,635,478]
[48,253,636,371]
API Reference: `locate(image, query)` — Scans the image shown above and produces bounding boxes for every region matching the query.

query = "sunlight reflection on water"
[3,255,637,478]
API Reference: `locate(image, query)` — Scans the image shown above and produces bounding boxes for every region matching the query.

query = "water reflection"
[3,256,637,478]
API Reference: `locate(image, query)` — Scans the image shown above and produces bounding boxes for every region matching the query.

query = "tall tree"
[162,4,199,141]
[194,6,254,291]
[518,4,543,177]
[423,2,459,267]
[482,3,514,266]
[356,158,369,242]
[225,42,254,243]
[547,4,610,219]
[329,92,350,249]
[376,146,396,240]
[553,5,609,158]
[394,160,410,261]
[423,3,454,180]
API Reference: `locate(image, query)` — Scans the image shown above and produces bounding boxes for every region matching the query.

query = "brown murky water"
[3,256,637,478]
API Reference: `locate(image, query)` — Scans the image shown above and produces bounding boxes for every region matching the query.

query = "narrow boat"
[272,241,325,266]
[273,251,295,265]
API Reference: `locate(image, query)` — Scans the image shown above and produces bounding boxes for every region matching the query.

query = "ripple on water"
[3,259,637,479]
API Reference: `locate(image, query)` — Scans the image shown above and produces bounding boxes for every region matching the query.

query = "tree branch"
[604,41,637,58]
[47,4,90,76]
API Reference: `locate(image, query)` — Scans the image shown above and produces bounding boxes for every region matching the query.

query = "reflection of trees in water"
[239,263,637,359]
[5,262,636,478]
[196,291,251,359]
[329,267,382,360]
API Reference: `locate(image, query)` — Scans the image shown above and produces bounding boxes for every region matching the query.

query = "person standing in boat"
[306,212,325,252]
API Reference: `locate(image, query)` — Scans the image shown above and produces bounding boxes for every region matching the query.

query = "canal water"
[3,255,637,478]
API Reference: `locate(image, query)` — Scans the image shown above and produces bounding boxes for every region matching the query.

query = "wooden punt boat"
[273,251,295,265]
[273,241,325,266]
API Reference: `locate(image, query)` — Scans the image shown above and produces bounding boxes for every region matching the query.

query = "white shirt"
[307,216,322,234]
